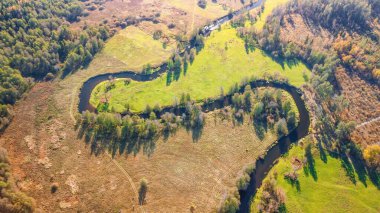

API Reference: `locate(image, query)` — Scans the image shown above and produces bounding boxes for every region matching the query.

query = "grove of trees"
[229,86,298,139]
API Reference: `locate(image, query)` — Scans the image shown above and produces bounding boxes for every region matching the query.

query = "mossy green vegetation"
[91,25,310,113]
[252,145,380,213]
[102,26,174,70]
[254,0,290,31]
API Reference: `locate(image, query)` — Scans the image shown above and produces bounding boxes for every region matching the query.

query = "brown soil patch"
[352,119,380,147]
[336,68,380,123]
[336,69,380,147]
[281,14,333,52]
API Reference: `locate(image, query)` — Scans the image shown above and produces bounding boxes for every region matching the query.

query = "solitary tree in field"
[139,178,148,205]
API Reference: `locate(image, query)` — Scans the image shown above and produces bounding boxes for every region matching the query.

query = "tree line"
[76,99,206,156]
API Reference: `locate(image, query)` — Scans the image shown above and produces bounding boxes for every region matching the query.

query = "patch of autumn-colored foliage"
[363,144,380,171]
[333,35,380,81]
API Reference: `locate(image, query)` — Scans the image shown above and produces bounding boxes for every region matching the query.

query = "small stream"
[77,0,311,211]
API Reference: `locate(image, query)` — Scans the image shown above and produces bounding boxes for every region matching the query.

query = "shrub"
[363,145,380,172]
[335,121,356,142]
[153,30,163,40]
[257,177,286,213]
[236,173,251,190]
[139,178,148,205]
[44,72,55,81]
[198,0,207,9]
[220,195,240,213]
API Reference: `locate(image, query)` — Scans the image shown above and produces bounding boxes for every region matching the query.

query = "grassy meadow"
[251,145,380,213]
[90,25,310,113]
[102,26,175,70]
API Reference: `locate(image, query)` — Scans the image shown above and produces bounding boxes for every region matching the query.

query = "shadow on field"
[313,130,380,189]
[303,144,318,181]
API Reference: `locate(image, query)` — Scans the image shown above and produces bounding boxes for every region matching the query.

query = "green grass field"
[91,25,310,113]
[102,26,175,70]
[254,0,290,30]
[251,145,380,213]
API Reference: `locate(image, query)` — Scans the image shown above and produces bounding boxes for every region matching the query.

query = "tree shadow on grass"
[284,59,300,69]
[181,113,205,143]
[279,204,287,213]
[261,51,300,70]
[350,156,367,187]
[368,169,380,189]
[340,154,357,184]
[317,141,328,163]
[303,144,318,181]
[285,176,301,192]
[244,41,256,54]
[349,146,368,187]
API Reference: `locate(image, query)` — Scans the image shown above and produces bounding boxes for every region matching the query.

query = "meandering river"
[77,0,310,212]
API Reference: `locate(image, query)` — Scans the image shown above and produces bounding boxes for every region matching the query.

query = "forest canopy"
[0,0,110,131]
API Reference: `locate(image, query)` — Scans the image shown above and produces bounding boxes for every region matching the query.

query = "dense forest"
[0,0,110,131]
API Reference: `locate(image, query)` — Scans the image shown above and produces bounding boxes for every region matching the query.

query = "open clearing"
[91,25,311,113]
[251,145,380,213]
[102,26,175,70]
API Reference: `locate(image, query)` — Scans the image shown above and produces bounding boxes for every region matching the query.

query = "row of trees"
[77,99,206,156]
